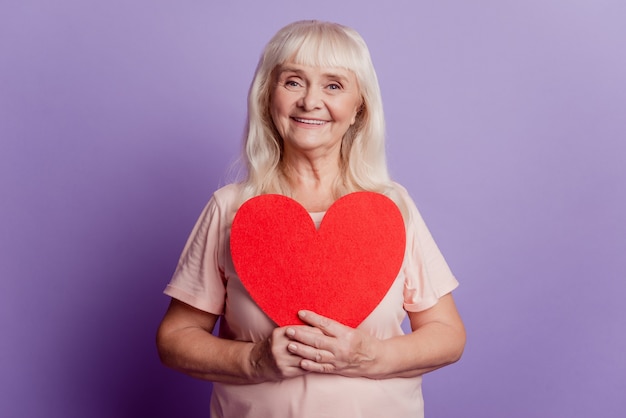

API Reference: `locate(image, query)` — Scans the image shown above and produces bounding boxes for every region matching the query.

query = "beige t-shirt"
[164,182,458,418]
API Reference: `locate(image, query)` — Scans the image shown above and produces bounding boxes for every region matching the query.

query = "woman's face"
[270,63,361,158]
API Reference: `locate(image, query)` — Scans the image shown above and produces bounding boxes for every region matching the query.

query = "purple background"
[2,1,625,417]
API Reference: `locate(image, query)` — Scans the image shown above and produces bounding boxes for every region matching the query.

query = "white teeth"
[293,117,326,125]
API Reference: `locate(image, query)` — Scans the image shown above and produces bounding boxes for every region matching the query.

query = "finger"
[287,341,333,363]
[287,343,337,374]
[284,325,323,340]
[286,326,333,351]
[300,358,336,373]
[297,310,346,336]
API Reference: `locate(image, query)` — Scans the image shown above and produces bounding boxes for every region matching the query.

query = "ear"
[350,102,364,126]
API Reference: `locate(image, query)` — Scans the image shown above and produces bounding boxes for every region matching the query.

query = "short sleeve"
[164,194,228,314]
[399,185,459,312]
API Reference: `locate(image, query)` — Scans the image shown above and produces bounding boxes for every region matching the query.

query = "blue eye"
[327,83,341,90]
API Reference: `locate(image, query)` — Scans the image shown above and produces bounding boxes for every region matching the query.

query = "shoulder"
[212,182,243,205]
[386,181,418,218]
[198,183,243,224]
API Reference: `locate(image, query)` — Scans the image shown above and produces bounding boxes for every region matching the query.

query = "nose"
[299,87,322,111]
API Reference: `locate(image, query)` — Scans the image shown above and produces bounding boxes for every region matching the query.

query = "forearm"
[156,299,288,385]
[157,325,263,384]
[366,320,465,379]
[157,298,313,384]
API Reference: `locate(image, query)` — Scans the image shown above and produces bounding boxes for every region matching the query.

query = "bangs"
[270,22,366,73]
[290,33,363,71]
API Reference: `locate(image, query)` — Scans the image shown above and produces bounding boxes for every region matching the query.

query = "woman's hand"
[284,311,383,377]
[283,294,465,380]
[249,325,317,381]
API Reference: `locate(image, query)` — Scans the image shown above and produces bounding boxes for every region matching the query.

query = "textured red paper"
[230,192,406,327]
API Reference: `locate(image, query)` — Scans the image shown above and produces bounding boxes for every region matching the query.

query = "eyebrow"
[277,66,352,83]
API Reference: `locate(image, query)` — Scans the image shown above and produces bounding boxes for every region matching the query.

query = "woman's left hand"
[284,310,383,377]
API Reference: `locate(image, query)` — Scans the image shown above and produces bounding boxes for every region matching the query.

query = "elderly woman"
[157,20,465,418]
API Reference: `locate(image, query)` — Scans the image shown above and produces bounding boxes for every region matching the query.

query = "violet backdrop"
[1,1,625,417]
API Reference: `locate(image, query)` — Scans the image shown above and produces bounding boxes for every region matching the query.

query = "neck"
[280,153,342,212]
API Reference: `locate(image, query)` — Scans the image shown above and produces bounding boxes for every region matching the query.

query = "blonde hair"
[240,20,396,203]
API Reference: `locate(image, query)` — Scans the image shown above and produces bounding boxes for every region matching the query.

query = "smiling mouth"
[292,117,327,125]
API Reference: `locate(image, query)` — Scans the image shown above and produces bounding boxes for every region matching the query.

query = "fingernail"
[298,311,306,318]
[286,328,295,337]
[288,343,297,352]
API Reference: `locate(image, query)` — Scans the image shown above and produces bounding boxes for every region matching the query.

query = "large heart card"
[230,192,406,327]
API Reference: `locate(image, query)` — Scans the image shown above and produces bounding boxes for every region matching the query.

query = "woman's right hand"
[248,325,317,381]
[157,299,300,384]
[158,298,320,384]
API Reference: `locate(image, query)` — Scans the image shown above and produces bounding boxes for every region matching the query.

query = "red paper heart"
[230,192,406,327]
